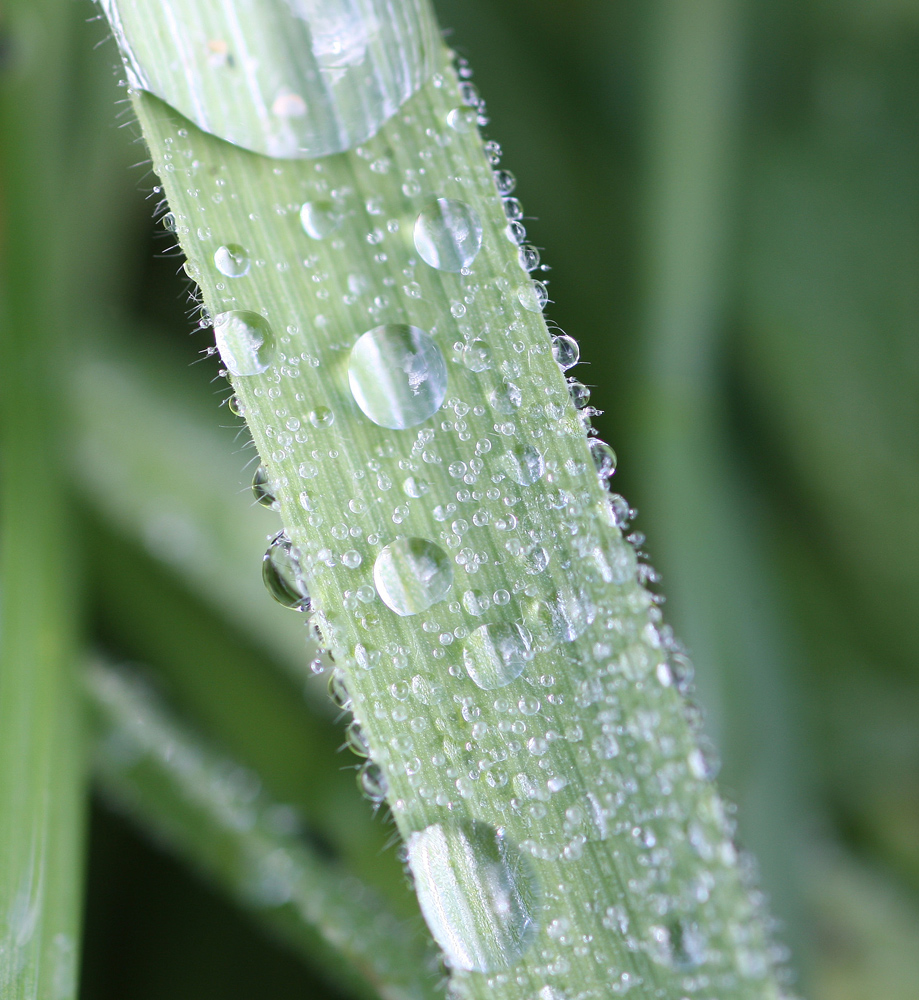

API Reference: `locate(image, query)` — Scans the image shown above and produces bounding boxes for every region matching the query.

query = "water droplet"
[214,243,250,277]
[162,211,177,232]
[463,622,533,690]
[489,382,522,414]
[407,821,539,972]
[300,200,343,240]
[502,444,545,486]
[518,245,540,272]
[413,198,483,272]
[349,325,447,430]
[549,337,579,375]
[517,281,548,313]
[568,380,590,408]
[262,534,311,611]
[309,406,334,428]
[589,439,617,479]
[252,465,280,510]
[359,761,388,802]
[493,169,516,195]
[373,537,452,616]
[214,311,274,376]
[346,720,370,757]
[447,106,479,132]
[402,476,429,498]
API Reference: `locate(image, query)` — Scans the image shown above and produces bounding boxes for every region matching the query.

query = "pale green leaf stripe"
[107,0,794,994]
[1,2,87,997]
[86,658,439,1000]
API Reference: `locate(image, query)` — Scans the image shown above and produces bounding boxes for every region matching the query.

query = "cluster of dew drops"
[149,53,751,992]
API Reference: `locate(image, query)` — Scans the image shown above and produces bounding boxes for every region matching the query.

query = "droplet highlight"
[413,199,483,272]
[463,622,533,690]
[214,311,274,376]
[407,821,539,972]
[349,325,447,430]
[373,537,452,616]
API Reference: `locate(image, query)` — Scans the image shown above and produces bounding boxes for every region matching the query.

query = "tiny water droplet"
[462,589,491,616]
[349,325,447,430]
[345,720,370,757]
[568,380,590,408]
[262,534,311,611]
[227,394,246,417]
[402,476,429,498]
[518,244,540,272]
[300,200,343,240]
[309,406,334,428]
[502,444,545,486]
[252,465,280,510]
[407,821,539,972]
[358,761,388,802]
[162,211,177,232]
[214,311,275,376]
[551,334,579,370]
[589,439,618,479]
[214,243,250,277]
[493,169,516,195]
[463,622,533,690]
[413,198,483,272]
[328,670,352,711]
[447,106,479,132]
[373,537,452,616]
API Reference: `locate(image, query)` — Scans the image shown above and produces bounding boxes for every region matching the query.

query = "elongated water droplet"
[300,200,343,240]
[358,761,388,802]
[345,720,370,757]
[252,465,280,510]
[214,244,250,277]
[414,199,483,272]
[349,325,447,430]
[214,311,274,376]
[463,622,533,690]
[503,444,545,486]
[373,537,452,616]
[407,821,539,972]
[328,670,352,711]
[262,534,311,611]
[589,439,618,479]
[552,334,579,370]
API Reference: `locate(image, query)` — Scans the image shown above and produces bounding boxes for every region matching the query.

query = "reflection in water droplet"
[517,281,548,313]
[358,761,388,802]
[214,311,274,376]
[407,821,539,972]
[589,439,618,479]
[300,200,343,240]
[349,325,447,430]
[503,445,545,486]
[413,198,483,272]
[262,534,311,611]
[252,465,280,510]
[568,380,590,408]
[463,622,533,690]
[373,538,452,616]
[214,244,250,277]
[552,334,579,370]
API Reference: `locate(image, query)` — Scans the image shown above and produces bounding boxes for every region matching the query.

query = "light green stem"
[86,658,438,1000]
[101,1,793,995]
[0,3,86,996]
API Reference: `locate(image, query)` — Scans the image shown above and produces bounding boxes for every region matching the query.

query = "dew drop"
[447,106,479,132]
[568,380,590,409]
[358,761,388,802]
[407,821,539,972]
[463,622,533,690]
[349,325,447,430]
[589,439,618,479]
[413,198,483,272]
[262,534,311,611]
[300,200,343,239]
[373,537,452,616]
[551,334,579,370]
[402,476,429,498]
[214,243,250,277]
[214,311,275,376]
[309,406,334,428]
[502,444,545,486]
[517,281,548,313]
[252,465,280,510]
[493,169,516,196]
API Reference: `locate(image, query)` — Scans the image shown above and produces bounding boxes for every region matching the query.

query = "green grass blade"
[0,3,87,996]
[99,1,794,995]
[86,657,439,1000]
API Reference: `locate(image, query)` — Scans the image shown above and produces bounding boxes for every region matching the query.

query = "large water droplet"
[517,280,548,313]
[214,311,274,376]
[214,244,250,277]
[413,199,483,272]
[589,439,618,479]
[373,537,452,616]
[262,533,311,611]
[349,325,447,430]
[502,444,545,486]
[407,821,539,972]
[551,334,579,370]
[463,622,533,690]
[300,200,343,240]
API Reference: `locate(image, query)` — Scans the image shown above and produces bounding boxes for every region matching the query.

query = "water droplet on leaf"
[413,198,482,272]
[262,533,311,611]
[373,537,452,616]
[214,311,275,376]
[551,334,579,370]
[300,200,343,240]
[214,244,250,277]
[463,622,533,690]
[252,464,279,510]
[589,439,617,479]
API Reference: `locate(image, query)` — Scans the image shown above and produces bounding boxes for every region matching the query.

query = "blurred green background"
[2,0,918,997]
